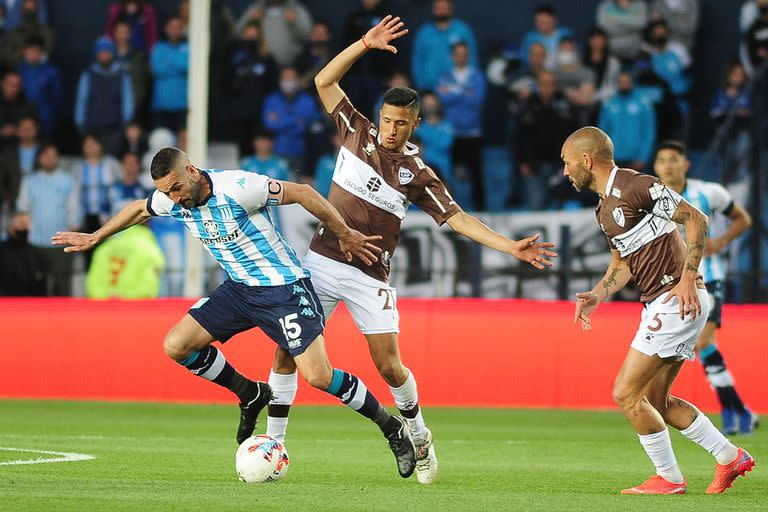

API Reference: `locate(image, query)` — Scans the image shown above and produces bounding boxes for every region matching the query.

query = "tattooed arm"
[663,199,709,319]
[574,249,631,330]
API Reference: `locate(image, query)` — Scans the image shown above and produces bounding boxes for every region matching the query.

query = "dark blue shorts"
[706,280,724,327]
[188,278,325,357]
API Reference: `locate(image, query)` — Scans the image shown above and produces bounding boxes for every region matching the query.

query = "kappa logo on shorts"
[293,285,305,294]
[398,167,414,185]
[300,307,315,318]
[298,296,311,307]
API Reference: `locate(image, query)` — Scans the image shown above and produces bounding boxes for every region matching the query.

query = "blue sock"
[327,369,395,432]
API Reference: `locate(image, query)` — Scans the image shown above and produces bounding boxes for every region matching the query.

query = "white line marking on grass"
[0,447,95,466]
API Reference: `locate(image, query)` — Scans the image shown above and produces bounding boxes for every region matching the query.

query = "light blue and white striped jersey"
[681,178,734,283]
[146,169,309,287]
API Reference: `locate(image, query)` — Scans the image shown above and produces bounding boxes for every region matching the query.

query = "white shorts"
[303,250,399,335]
[630,288,710,361]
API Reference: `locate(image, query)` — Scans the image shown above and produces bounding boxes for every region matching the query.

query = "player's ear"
[413,116,421,130]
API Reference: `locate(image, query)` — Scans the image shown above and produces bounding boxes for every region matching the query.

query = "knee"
[273,348,297,373]
[163,328,194,361]
[612,382,639,413]
[302,366,332,391]
[374,358,407,387]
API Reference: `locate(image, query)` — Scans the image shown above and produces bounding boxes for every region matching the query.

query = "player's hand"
[337,229,383,266]
[363,15,408,54]
[703,238,724,257]
[51,231,99,253]
[662,275,702,320]
[509,234,557,270]
[574,291,600,331]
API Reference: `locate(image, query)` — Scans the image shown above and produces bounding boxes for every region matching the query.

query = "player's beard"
[571,162,595,192]
[188,179,203,207]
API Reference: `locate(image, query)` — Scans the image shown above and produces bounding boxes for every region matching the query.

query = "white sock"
[265,370,298,443]
[389,368,426,440]
[680,413,739,465]
[638,429,685,484]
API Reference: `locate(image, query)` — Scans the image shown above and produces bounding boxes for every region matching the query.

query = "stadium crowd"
[0,0,763,296]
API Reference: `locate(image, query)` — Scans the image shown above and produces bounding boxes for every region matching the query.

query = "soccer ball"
[235,435,289,483]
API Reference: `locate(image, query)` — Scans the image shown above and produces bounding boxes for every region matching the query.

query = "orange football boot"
[706,448,755,494]
[621,475,687,494]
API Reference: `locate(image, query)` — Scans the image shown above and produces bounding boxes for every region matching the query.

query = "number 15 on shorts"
[279,313,302,341]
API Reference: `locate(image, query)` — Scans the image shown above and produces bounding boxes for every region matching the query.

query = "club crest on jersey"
[363,141,376,155]
[613,207,626,227]
[366,176,382,192]
[203,220,220,237]
[398,167,414,185]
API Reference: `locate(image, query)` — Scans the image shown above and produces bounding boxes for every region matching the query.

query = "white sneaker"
[414,427,437,484]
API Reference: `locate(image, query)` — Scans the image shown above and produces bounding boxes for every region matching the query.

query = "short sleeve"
[228,170,270,212]
[623,173,683,222]
[411,166,463,225]
[146,190,174,217]
[331,97,372,142]
[704,182,734,215]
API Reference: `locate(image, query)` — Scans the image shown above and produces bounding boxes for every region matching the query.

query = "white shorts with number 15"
[630,288,710,361]
[303,250,399,335]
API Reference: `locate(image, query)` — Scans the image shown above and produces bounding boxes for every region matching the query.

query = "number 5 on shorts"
[647,313,663,332]
[279,313,302,340]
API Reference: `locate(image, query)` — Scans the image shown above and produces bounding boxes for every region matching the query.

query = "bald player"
[563,127,754,495]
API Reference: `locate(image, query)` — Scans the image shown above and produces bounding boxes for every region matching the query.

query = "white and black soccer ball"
[235,435,289,483]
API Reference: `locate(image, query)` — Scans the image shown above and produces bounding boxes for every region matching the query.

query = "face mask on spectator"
[651,36,668,47]
[617,88,632,97]
[556,50,578,67]
[433,14,451,23]
[422,107,439,118]
[761,5,768,15]
[280,79,299,95]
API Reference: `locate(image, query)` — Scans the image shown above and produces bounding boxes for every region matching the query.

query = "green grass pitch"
[0,400,764,511]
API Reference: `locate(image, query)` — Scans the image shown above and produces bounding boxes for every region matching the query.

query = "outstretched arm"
[574,249,632,331]
[314,15,407,113]
[51,199,151,252]
[445,211,557,270]
[276,181,382,265]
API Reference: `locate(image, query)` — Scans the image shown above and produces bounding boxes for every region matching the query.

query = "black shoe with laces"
[384,415,416,478]
[236,382,273,444]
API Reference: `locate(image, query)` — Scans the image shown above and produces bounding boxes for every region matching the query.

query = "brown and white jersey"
[309,98,462,283]
[596,167,695,303]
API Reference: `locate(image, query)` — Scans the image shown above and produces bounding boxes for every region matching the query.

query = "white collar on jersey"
[604,165,619,197]
[376,132,420,156]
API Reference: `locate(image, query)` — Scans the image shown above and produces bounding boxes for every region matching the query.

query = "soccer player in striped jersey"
[265,14,557,485]
[654,140,757,435]
[52,146,418,478]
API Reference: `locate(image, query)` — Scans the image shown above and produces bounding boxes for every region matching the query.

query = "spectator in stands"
[313,130,340,198]
[262,65,318,166]
[504,43,547,107]
[296,21,333,91]
[598,71,656,171]
[372,70,410,119]
[109,151,147,215]
[240,129,291,181]
[552,37,596,125]
[642,19,691,97]
[4,0,47,30]
[341,0,393,115]
[631,51,684,142]
[0,71,36,150]
[75,37,134,156]
[76,133,120,233]
[105,0,158,55]
[150,16,188,132]
[517,70,577,210]
[596,0,648,62]
[416,90,454,186]
[228,20,278,154]
[649,0,699,54]
[438,41,486,210]
[412,0,478,90]
[118,119,147,157]
[744,0,768,74]
[585,27,621,105]
[0,0,53,68]
[11,142,80,296]
[520,3,573,70]
[113,18,149,118]
[711,62,753,187]
[236,0,313,67]
[0,115,38,232]
[17,36,60,137]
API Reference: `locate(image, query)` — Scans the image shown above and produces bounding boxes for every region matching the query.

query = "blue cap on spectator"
[94,36,116,56]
